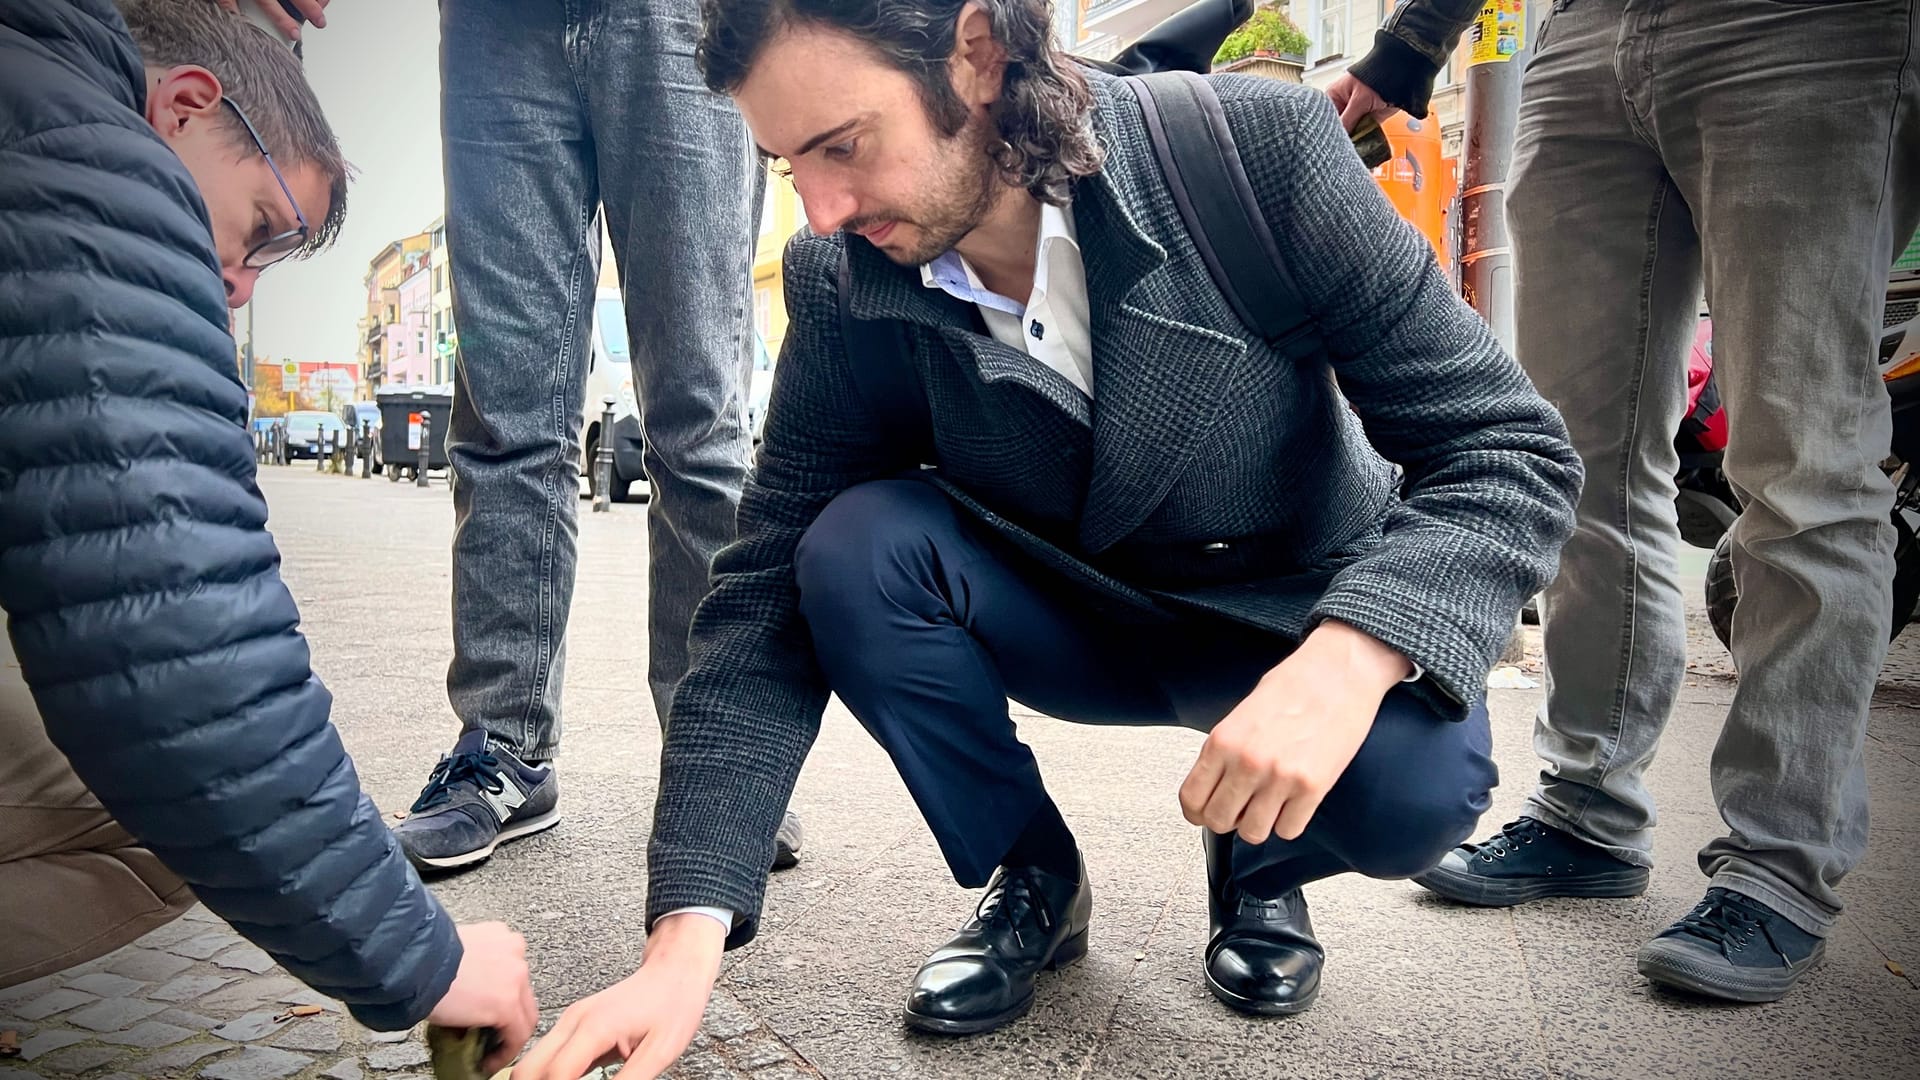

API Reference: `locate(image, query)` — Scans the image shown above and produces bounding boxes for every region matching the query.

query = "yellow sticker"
[1468,0,1527,66]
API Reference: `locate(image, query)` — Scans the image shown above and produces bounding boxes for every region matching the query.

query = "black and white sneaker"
[391,729,559,870]
[1412,816,1649,906]
[773,809,804,871]
[1636,887,1826,1003]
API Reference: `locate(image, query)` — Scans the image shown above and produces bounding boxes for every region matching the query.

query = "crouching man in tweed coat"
[515,2,1582,1075]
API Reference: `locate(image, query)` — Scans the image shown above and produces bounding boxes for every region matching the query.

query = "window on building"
[1319,1,1349,61]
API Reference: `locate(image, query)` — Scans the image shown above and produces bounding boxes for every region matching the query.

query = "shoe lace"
[977,871,1054,949]
[410,749,506,813]
[1671,891,1782,962]
[1472,818,1544,862]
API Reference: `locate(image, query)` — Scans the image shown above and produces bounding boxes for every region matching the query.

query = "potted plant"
[1213,3,1311,67]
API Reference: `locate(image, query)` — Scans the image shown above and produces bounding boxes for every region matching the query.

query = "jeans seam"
[1559,180,1678,833]
[517,187,599,757]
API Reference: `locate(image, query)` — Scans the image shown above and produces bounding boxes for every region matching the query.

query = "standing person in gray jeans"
[1331,0,1918,1003]
[386,0,805,872]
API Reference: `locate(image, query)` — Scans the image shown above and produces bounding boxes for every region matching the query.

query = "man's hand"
[214,0,330,39]
[513,914,726,1080]
[426,923,539,1075]
[1179,620,1411,845]
[1326,73,1400,133]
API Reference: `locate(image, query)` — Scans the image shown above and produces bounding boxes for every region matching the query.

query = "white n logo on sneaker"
[480,779,528,823]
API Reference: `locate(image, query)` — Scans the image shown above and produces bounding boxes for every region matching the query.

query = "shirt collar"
[919,199,1078,317]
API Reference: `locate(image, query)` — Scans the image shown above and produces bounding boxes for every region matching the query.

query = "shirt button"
[1029,320,1045,340]
[1201,542,1230,554]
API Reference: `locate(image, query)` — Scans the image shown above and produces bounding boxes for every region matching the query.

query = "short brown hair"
[114,0,349,257]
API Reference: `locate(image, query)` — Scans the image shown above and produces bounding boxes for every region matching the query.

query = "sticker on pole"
[1468,0,1526,66]
[408,412,424,451]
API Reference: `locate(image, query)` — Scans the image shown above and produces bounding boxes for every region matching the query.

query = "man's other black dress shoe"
[1203,830,1323,1016]
[903,855,1092,1035]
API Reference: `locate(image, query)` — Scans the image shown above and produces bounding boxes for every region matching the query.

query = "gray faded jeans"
[440,0,762,752]
[1512,0,1918,935]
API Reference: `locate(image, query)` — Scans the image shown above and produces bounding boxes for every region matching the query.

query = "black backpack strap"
[1126,71,1321,362]
[837,243,934,464]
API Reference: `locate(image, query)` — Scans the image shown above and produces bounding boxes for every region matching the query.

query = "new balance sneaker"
[392,730,559,870]
[773,809,804,871]
[1412,816,1650,906]
[1636,887,1826,1003]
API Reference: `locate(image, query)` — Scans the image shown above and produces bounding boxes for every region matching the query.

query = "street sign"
[281,360,299,391]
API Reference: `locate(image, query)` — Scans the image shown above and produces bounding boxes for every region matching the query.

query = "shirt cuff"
[661,906,734,936]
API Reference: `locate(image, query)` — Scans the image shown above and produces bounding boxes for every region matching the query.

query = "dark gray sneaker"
[1413,816,1649,906]
[1636,887,1826,1003]
[773,809,804,871]
[392,729,559,870]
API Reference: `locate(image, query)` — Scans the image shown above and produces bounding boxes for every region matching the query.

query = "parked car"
[581,287,648,502]
[338,400,383,472]
[280,410,347,460]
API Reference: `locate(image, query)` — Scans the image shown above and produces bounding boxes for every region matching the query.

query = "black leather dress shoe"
[1203,831,1323,1016]
[903,855,1092,1035]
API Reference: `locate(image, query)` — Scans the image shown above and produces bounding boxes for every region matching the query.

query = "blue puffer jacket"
[0,0,461,1030]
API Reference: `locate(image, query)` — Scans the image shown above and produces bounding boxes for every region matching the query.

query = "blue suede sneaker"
[391,730,559,870]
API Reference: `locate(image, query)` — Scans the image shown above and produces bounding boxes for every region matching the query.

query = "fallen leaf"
[1,1030,20,1058]
[390,810,409,821]
[1889,960,1907,978]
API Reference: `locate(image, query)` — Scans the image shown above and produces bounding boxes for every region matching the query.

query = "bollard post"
[315,429,326,472]
[416,410,432,488]
[592,396,616,513]
[361,420,374,479]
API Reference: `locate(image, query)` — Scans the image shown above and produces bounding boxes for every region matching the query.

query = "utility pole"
[1458,0,1532,664]
[242,300,255,390]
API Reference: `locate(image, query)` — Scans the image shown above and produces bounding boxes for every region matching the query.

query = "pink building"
[385,261,437,386]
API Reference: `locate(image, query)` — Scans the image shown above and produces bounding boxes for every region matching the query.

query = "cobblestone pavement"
[5,469,1916,1080]
[0,909,809,1080]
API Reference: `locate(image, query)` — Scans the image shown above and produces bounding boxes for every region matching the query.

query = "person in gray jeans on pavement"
[1331,0,1918,1003]
[387,0,805,872]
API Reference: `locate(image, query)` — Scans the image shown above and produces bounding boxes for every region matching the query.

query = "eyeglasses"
[220,96,310,270]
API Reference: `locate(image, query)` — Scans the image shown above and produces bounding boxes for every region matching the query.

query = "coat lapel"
[839,79,1253,556]
[1072,138,1251,555]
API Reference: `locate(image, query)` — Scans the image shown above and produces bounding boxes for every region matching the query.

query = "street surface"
[4,467,1916,1080]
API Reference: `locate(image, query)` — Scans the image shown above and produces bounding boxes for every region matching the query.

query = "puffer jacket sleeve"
[0,91,461,1029]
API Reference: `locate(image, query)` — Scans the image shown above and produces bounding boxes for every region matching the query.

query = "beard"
[852,111,1003,267]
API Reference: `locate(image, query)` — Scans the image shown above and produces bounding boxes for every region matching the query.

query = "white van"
[582,285,647,502]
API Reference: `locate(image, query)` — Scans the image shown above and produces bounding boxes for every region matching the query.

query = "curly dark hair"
[699,0,1104,205]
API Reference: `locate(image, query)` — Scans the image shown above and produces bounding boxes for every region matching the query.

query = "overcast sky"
[245,3,444,366]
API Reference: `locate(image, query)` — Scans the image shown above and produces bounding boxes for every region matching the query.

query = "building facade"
[357,228,437,393]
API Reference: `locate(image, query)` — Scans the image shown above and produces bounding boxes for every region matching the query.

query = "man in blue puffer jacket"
[0,0,537,1061]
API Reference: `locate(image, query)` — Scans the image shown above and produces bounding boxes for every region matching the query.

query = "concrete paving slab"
[83,468,1909,1080]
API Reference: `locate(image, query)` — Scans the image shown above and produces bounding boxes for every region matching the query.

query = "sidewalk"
[3,470,1914,1080]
